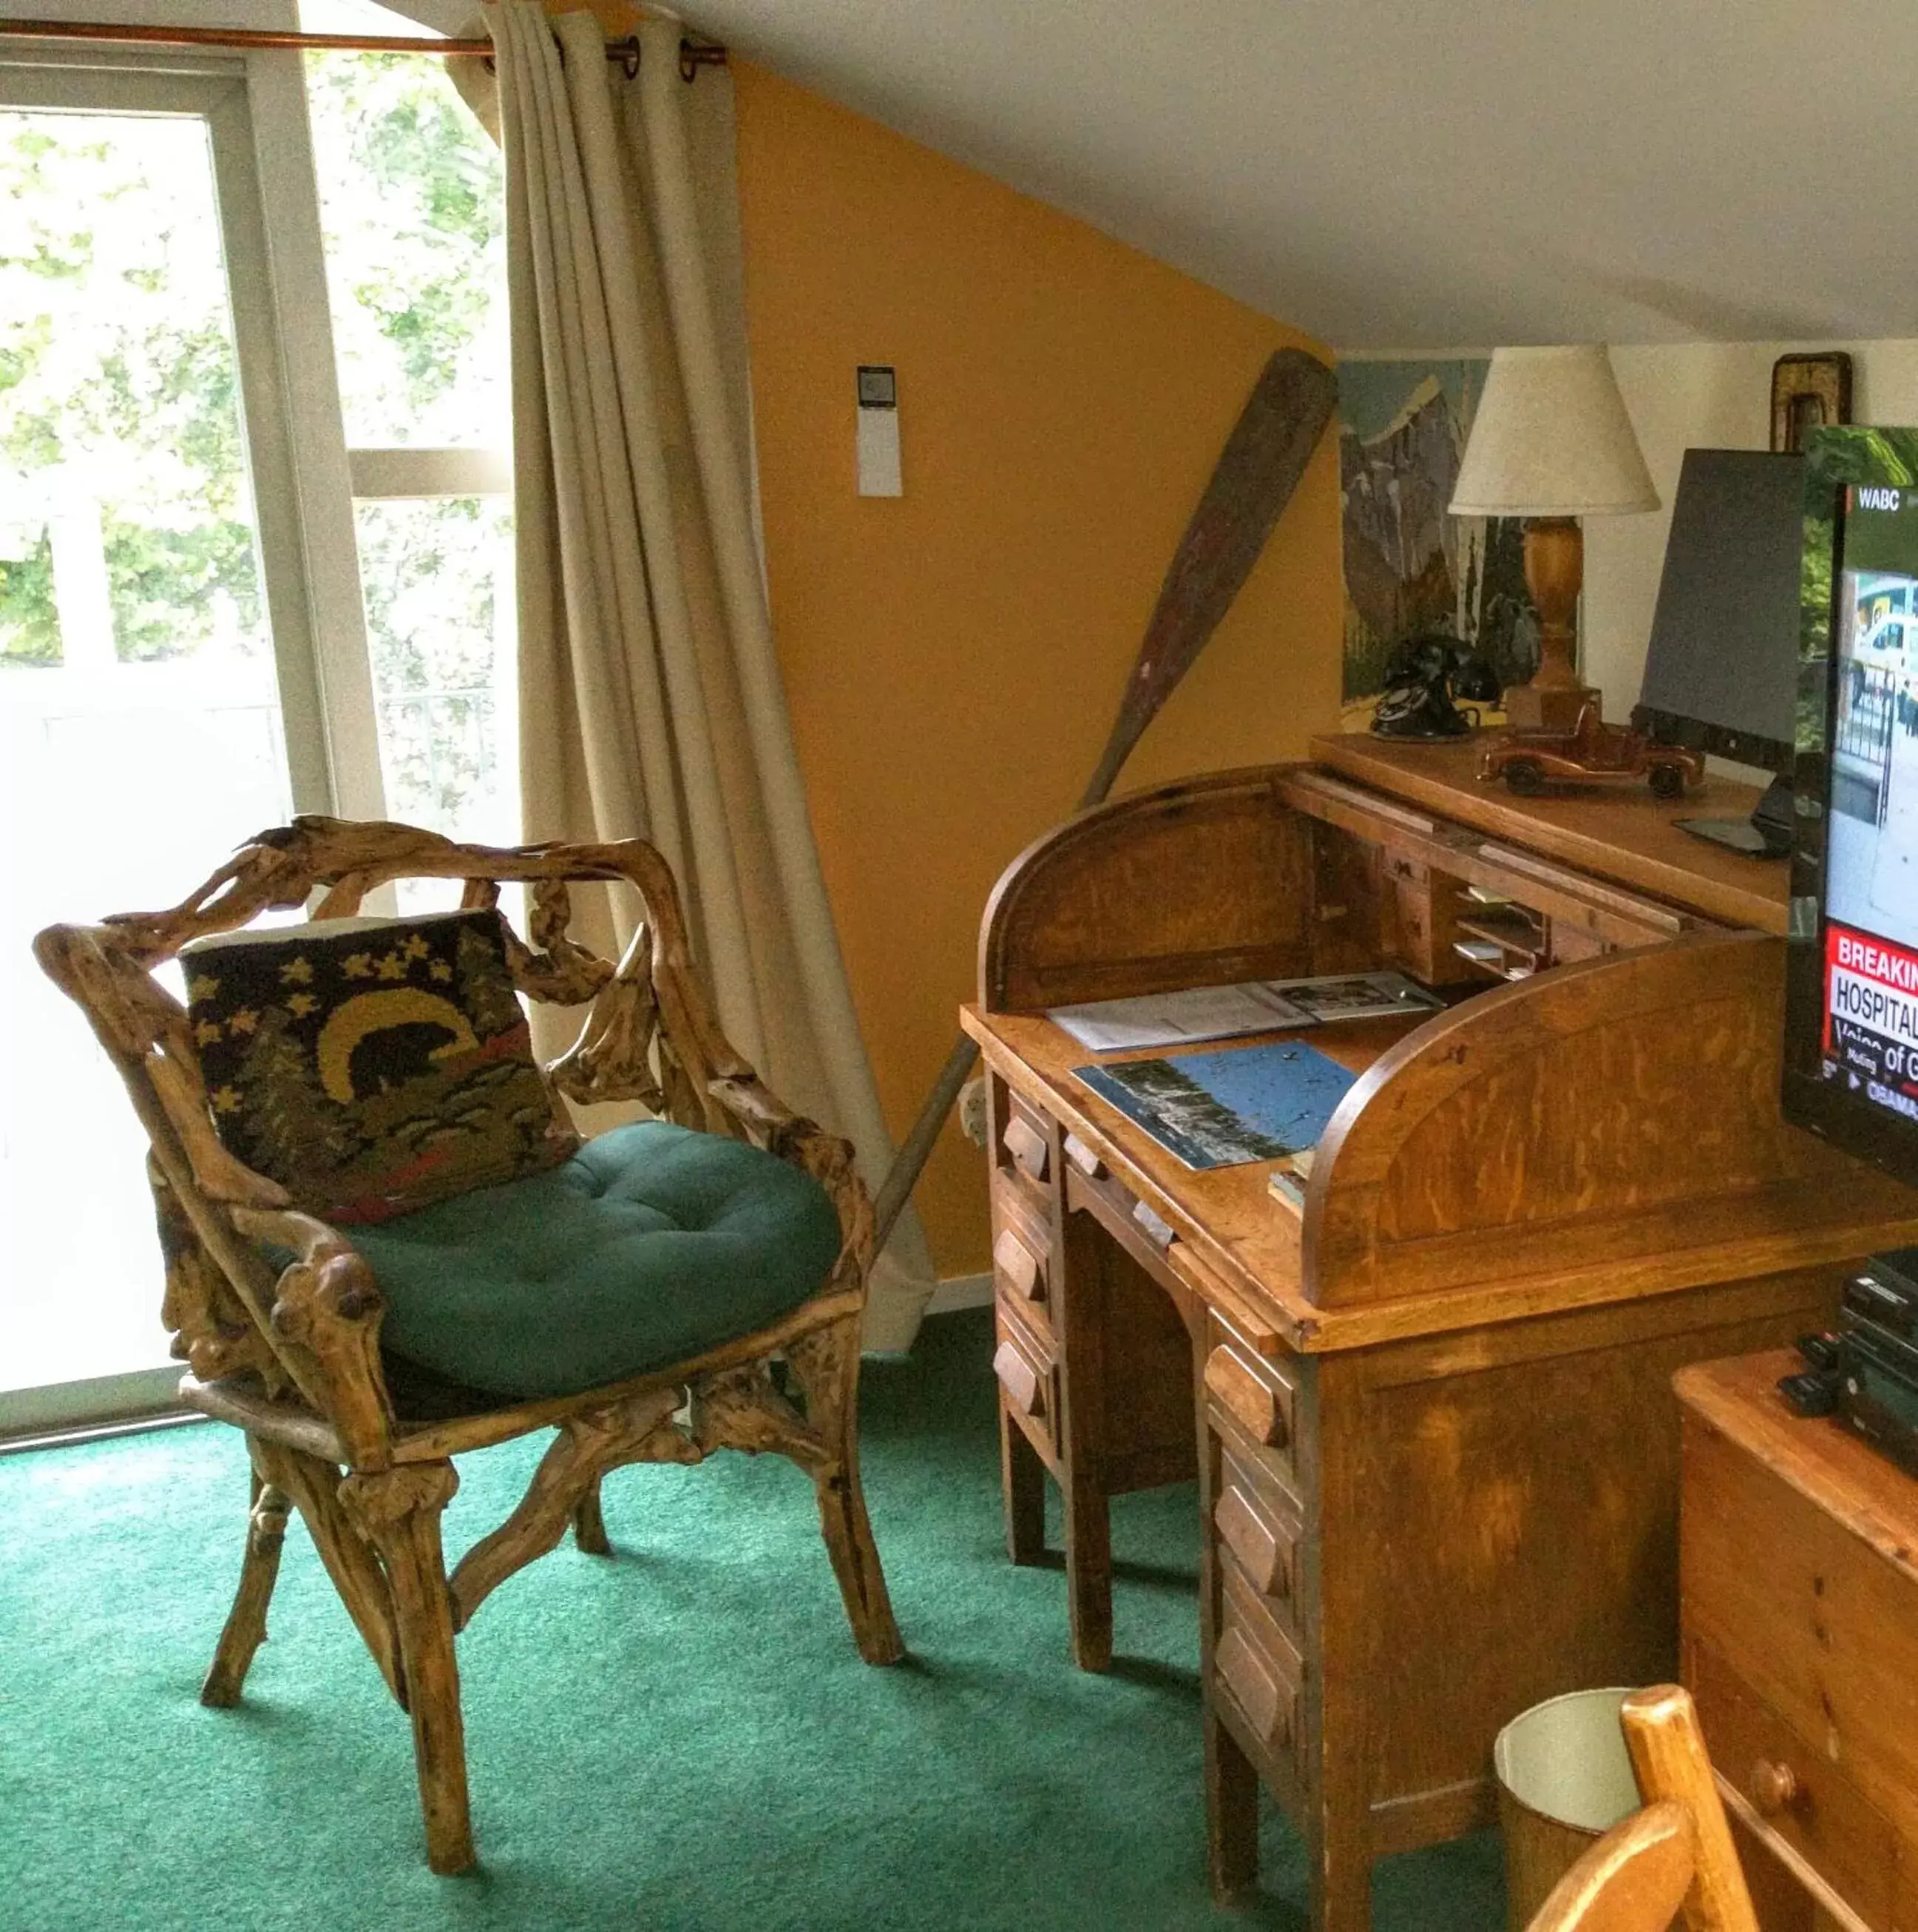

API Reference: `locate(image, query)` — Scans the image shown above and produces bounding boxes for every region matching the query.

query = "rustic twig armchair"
[34,817,903,1874]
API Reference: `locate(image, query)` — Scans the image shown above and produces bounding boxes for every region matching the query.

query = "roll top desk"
[960,734,1918,1932]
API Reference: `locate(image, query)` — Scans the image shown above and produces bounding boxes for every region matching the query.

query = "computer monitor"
[1632,450,1805,852]
[1781,424,1918,1190]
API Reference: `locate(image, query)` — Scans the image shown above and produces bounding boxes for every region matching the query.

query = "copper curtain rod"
[0,16,728,74]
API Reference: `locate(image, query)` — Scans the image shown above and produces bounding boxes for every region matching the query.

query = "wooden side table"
[1677,1352,1918,1932]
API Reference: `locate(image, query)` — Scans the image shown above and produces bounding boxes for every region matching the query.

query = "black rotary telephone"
[1369,634,1502,741]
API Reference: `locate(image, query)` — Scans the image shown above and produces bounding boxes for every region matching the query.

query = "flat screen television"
[1782,425,1918,1188]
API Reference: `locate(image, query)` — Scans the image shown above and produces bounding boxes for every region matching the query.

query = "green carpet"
[0,1309,1502,1931]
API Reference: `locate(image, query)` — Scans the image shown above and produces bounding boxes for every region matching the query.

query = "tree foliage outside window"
[303,51,507,447]
[0,55,515,844]
[0,114,266,668]
[357,492,512,834]
[305,52,515,846]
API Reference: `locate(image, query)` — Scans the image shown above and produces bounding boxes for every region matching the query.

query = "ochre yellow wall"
[731,67,1343,1279]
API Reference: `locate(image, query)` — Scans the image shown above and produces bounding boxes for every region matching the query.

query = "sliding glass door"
[0,30,511,1428]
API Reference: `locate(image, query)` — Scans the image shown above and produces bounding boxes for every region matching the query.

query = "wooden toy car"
[1477,704,1706,800]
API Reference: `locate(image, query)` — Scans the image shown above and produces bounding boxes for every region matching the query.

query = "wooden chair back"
[1528,1685,1758,1932]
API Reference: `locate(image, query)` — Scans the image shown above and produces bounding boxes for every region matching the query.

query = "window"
[302,0,517,852]
[0,1,516,1417]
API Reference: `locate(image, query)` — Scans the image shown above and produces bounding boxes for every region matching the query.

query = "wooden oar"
[871,346,1338,1255]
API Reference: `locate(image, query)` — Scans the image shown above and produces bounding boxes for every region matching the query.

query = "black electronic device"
[1369,634,1500,741]
[1633,448,1805,857]
[1785,1250,1918,1474]
[1781,427,1918,1190]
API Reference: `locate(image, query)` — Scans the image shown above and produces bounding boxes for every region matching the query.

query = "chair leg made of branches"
[339,1463,472,1876]
[200,1468,291,1709]
[786,1315,901,1667]
[192,1305,899,1875]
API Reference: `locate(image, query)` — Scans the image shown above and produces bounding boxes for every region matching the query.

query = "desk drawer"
[1383,850,1477,988]
[1216,1444,1301,1612]
[1000,1091,1054,1185]
[1688,1638,1900,1931]
[993,1301,1059,1464]
[1682,1409,1918,1820]
[1216,1555,1304,1773]
[993,1221,1050,1318]
[1062,1147,1184,1297]
[1204,1330,1303,1505]
[992,1082,1059,1230]
[989,1174,1054,1339]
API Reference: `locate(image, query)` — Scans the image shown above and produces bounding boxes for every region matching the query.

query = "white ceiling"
[683,0,1918,350]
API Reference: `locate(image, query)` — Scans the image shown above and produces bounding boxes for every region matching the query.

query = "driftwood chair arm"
[229,1207,398,1470]
[705,1074,875,1295]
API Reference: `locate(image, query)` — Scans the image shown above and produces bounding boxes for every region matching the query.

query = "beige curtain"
[479,3,936,1350]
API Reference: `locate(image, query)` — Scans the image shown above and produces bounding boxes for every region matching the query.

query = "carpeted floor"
[0,1309,1502,1931]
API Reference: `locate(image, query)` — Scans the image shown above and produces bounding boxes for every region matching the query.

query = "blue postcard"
[1074,1039,1358,1170]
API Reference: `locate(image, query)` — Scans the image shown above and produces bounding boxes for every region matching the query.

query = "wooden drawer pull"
[1216,1627,1290,1750]
[993,1340,1045,1418]
[1749,1759,1802,1817]
[993,1227,1043,1301]
[1216,1488,1290,1599]
[1133,1199,1174,1249]
[1003,1114,1049,1182]
[1063,1131,1104,1179]
[1205,1347,1290,1449]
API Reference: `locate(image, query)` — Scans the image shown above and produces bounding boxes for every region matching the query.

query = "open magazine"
[1050,971,1440,1054]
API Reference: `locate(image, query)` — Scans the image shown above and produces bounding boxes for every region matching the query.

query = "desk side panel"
[1304,932,1918,1309]
[979,767,1314,1011]
[1316,1267,1842,1862]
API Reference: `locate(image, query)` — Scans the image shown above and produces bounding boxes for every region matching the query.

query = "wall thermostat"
[855,364,901,497]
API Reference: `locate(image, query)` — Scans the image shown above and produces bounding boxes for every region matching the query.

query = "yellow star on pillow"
[375,952,407,981]
[286,992,319,1017]
[341,953,374,980]
[211,1085,242,1114]
[402,935,431,961]
[279,957,314,986]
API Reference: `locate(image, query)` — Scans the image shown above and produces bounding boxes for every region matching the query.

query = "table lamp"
[1449,345,1658,733]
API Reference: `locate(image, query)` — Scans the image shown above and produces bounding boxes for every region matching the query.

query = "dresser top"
[1676,1351,1918,1589]
[1310,733,1789,935]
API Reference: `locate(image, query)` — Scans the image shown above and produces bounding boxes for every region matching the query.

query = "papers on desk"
[1048,971,1440,1052]
[1074,1039,1359,1170]
[1049,980,1311,1052]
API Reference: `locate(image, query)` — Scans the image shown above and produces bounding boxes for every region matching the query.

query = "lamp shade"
[1448,345,1658,517]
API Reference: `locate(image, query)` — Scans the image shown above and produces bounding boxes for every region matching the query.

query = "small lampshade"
[1449,345,1658,518]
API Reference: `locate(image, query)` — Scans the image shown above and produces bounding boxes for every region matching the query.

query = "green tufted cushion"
[345,1119,845,1400]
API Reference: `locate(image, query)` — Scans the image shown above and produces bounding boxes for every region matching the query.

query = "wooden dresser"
[962,734,1918,1932]
[1678,1352,1918,1932]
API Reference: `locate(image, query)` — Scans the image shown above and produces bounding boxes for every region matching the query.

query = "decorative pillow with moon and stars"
[181,909,580,1224]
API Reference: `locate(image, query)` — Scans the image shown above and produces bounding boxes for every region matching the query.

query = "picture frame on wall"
[1336,359,1539,729]
[1771,351,1853,454]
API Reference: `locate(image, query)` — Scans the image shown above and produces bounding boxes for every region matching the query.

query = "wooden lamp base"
[1502,515,1599,733]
